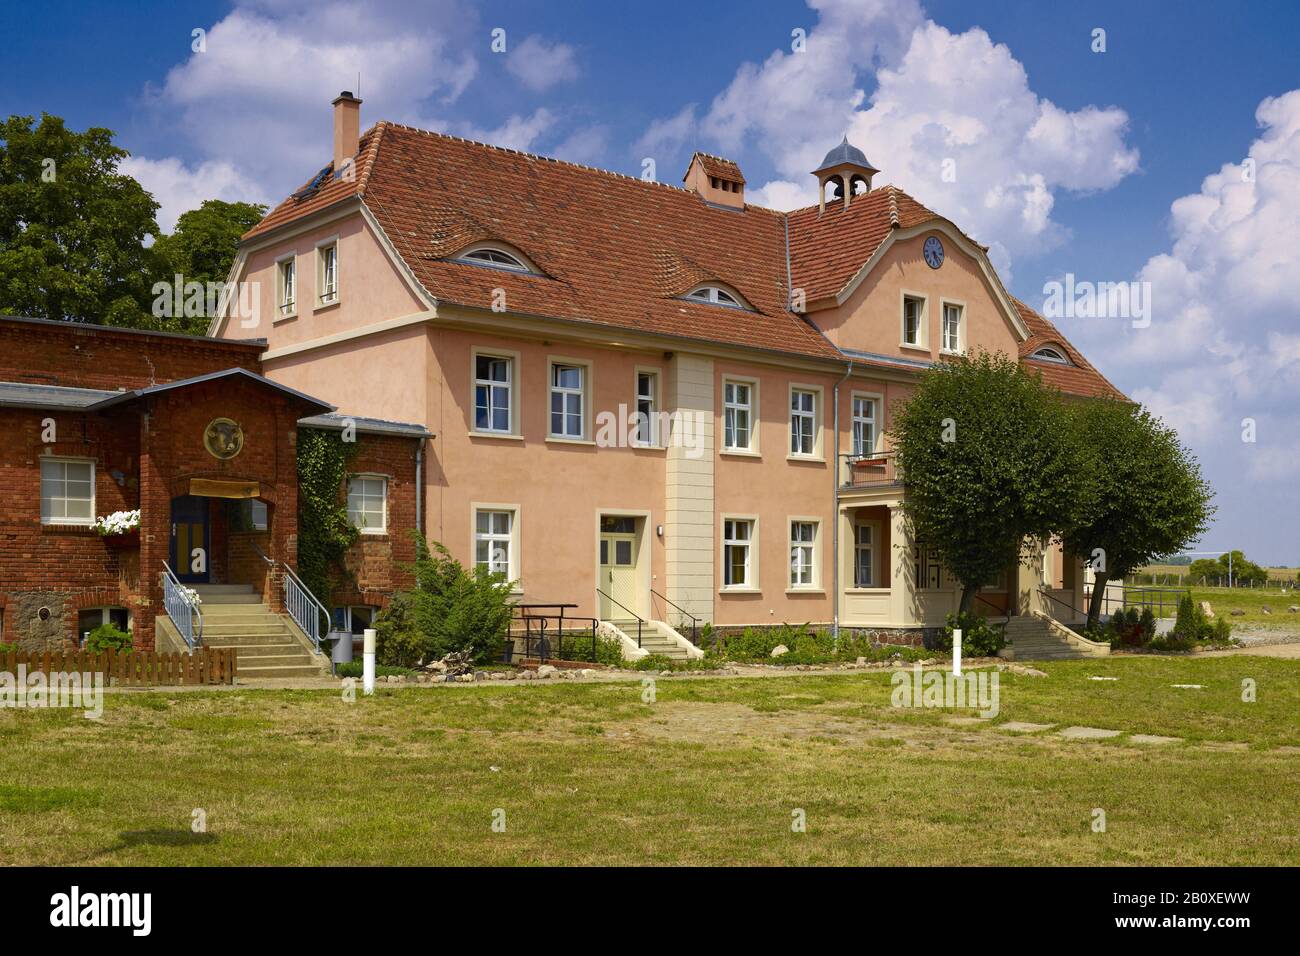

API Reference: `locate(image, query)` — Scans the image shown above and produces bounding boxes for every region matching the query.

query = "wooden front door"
[170,495,210,583]
[599,532,638,620]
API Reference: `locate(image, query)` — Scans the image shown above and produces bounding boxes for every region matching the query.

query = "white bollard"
[363,627,376,695]
[953,627,962,677]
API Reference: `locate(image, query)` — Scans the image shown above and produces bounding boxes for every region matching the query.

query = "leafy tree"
[1187,557,1220,583]
[0,113,162,324]
[1062,399,1214,628]
[892,350,1092,612]
[148,199,266,335]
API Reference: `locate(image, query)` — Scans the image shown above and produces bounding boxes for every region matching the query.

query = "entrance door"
[170,495,210,583]
[598,531,638,620]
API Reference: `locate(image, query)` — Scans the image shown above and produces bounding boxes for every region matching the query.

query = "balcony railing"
[840,449,901,489]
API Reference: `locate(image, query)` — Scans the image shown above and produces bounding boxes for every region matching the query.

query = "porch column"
[1015,544,1042,615]
[887,504,913,626]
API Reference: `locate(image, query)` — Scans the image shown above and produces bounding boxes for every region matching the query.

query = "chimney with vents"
[682,152,746,209]
[332,90,362,176]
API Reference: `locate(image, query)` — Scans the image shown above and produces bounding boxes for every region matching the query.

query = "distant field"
[1139,563,1300,586]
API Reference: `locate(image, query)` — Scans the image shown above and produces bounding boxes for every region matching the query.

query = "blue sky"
[4,0,1298,563]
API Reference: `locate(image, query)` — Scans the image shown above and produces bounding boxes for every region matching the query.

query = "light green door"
[599,533,638,619]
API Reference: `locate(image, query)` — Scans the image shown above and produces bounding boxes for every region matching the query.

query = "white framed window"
[347,475,387,534]
[854,524,874,587]
[331,605,375,637]
[455,245,533,273]
[789,520,817,588]
[40,457,94,526]
[474,508,515,577]
[722,517,755,589]
[317,241,338,305]
[902,294,925,348]
[228,498,268,532]
[723,378,756,452]
[635,370,659,446]
[474,352,514,434]
[851,395,878,457]
[1030,346,1071,365]
[684,284,747,309]
[77,606,131,642]
[941,301,963,353]
[549,361,587,439]
[277,256,296,318]
[789,387,816,456]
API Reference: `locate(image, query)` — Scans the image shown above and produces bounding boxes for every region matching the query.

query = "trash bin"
[330,630,354,666]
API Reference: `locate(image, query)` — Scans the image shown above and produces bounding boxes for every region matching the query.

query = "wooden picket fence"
[0,647,238,686]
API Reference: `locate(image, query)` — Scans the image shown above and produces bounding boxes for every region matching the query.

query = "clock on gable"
[923,236,944,269]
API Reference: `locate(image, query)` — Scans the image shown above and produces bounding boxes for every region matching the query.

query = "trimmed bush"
[936,612,1006,657]
[84,624,132,653]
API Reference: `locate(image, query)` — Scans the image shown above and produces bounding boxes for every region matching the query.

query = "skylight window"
[684,284,745,309]
[454,246,532,273]
[1030,346,1071,365]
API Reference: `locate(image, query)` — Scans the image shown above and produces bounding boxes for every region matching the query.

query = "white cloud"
[504,35,580,92]
[121,155,263,233]
[1079,90,1300,504]
[679,2,1138,273]
[632,104,697,166]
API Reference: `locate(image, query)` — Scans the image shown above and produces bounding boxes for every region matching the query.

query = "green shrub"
[1139,608,1157,643]
[372,591,427,668]
[0,642,18,655]
[633,653,677,671]
[937,612,1006,657]
[554,631,623,665]
[84,624,132,653]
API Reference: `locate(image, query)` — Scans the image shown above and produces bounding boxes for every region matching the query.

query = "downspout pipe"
[831,359,854,647]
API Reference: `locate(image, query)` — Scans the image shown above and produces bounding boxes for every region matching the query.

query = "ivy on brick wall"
[297,428,359,615]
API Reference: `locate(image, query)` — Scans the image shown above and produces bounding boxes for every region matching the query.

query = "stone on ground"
[998,721,1055,733]
[1059,726,1122,740]
[1129,734,1181,745]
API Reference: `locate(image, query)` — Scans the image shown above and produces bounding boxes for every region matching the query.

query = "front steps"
[608,619,697,662]
[1005,613,1110,661]
[192,585,329,679]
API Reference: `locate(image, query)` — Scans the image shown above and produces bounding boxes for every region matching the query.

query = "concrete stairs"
[193,584,329,679]
[610,619,696,662]
[1005,613,1109,661]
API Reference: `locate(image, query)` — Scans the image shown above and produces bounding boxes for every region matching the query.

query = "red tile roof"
[687,152,746,184]
[1014,298,1127,400]
[239,122,1122,395]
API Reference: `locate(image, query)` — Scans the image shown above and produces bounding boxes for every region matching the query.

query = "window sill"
[546,436,595,446]
[313,298,341,314]
[939,348,964,357]
[786,454,825,464]
[357,529,388,537]
[41,522,97,533]
[630,442,667,452]
[720,449,761,459]
[274,311,298,324]
[469,430,524,441]
[719,586,760,595]
[899,343,930,353]
[786,587,825,595]
[845,586,888,593]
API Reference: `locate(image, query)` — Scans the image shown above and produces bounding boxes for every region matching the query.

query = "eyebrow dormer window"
[454,244,533,273]
[684,284,746,309]
[1030,346,1071,365]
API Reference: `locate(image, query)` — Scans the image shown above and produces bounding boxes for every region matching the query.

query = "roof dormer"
[683,152,746,210]
[813,136,878,212]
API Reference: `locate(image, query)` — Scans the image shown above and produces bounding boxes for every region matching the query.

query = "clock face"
[923,236,945,269]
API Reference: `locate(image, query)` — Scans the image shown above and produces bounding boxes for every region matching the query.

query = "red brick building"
[0,315,427,659]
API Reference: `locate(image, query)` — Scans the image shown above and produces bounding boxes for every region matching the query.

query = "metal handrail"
[1037,585,1084,624]
[650,588,698,644]
[595,587,643,648]
[282,563,331,652]
[511,606,600,663]
[161,561,203,649]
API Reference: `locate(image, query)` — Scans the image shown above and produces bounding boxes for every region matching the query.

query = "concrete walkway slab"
[944,716,991,726]
[1059,725,1122,739]
[1129,734,1181,745]
[998,721,1055,733]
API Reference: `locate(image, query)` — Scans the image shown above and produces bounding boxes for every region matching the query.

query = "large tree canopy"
[0,113,161,324]
[1062,399,1214,627]
[1,113,266,335]
[892,350,1093,612]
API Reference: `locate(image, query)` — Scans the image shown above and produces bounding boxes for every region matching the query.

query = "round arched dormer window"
[682,283,750,310]
[1030,346,1071,365]
[451,243,538,274]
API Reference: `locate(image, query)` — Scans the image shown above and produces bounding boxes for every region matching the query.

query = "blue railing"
[283,564,330,652]
[161,561,203,649]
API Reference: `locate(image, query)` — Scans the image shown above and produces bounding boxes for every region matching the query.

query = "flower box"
[102,528,140,549]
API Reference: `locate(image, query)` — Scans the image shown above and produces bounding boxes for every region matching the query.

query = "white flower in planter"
[178,586,202,606]
[94,509,141,536]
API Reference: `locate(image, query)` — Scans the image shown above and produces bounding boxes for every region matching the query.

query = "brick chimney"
[331,91,362,175]
[682,152,745,209]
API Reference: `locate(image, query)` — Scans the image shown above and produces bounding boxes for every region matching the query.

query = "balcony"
[839,449,901,490]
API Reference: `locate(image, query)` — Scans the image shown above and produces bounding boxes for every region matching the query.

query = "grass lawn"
[1180,587,1300,627]
[0,656,1296,866]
